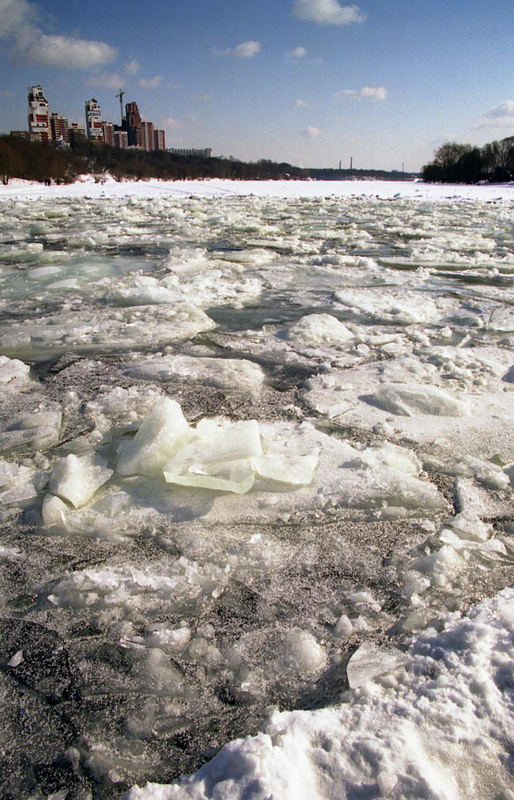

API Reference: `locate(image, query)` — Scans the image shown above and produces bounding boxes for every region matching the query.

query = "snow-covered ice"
[0,178,511,800]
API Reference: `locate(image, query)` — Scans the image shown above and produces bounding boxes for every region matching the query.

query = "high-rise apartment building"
[154,129,166,151]
[113,129,128,149]
[85,98,103,141]
[50,113,69,143]
[125,101,142,147]
[101,121,115,147]
[141,121,154,152]
[28,85,50,142]
[68,122,86,146]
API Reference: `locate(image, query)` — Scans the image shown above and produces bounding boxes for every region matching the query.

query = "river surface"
[0,181,512,800]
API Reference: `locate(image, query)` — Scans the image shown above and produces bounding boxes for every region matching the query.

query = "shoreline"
[1,176,513,202]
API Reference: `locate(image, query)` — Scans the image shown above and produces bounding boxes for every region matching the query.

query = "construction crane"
[115,89,125,125]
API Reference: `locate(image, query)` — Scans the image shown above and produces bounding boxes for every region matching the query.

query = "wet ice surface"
[0,180,512,800]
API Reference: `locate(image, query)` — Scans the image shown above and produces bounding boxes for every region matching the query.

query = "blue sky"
[1,0,513,170]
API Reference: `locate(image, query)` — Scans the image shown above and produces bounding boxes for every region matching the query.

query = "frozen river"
[0,179,512,800]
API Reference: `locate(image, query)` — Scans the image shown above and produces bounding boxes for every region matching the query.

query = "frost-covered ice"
[0,179,512,800]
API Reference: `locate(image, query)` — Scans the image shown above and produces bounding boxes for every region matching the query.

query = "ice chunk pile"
[47,557,229,618]
[117,398,319,494]
[36,398,450,538]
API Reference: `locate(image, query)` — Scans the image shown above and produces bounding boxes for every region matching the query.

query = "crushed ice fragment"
[117,398,193,477]
[287,313,354,346]
[0,355,32,387]
[7,650,24,667]
[41,493,70,528]
[346,641,409,688]
[49,453,113,508]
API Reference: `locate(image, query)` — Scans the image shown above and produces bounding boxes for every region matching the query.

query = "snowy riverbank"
[1,175,513,202]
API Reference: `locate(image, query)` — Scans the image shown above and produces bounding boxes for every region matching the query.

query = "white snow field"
[0,179,512,800]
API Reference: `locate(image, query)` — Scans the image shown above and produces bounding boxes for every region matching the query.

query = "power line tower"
[115,89,125,126]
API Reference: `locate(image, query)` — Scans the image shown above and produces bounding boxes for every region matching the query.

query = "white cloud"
[0,0,37,38]
[125,59,140,75]
[475,100,514,129]
[294,0,366,26]
[294,98,309,108]
[361,85,387,101]
[0,0,117,69]
[85,73,125,89]
[304,125,322,138]
[162,116,196,131]
[24,34,117,68]
[234,40,261,58]
[484,100,514,117]
[162,116,181,129]
[138,75,163,89]
[337,85,387,101]
[287,46,307,59]
[214,40,262,58]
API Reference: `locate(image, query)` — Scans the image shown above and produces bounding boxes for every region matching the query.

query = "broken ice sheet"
[162,419,263,494]
[122,354,265,396]
[334,287,460,325]
[304,357,513,462]
[0,459,48,509]
[369,383,470,417]
[0,303,215,362]
[0,405,62,453]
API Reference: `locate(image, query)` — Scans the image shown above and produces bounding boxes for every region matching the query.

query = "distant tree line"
[0,135,308,184]
[422,136,513,184]
[309,168,416,181]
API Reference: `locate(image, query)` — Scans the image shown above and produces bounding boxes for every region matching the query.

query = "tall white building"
[85,98,103,141]
[27,85,50,142]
